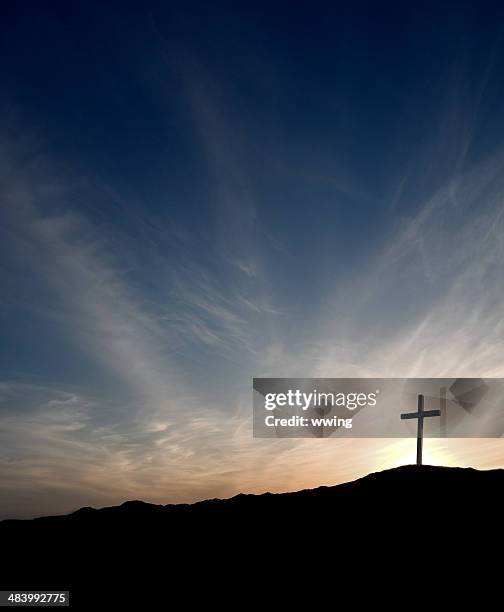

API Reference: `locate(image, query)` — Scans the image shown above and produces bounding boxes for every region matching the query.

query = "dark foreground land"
[1,465,502,608]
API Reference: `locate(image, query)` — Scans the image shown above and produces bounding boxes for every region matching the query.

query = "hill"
[1,465,502,608]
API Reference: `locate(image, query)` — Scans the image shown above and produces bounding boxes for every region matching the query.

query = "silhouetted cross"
[400,394,440,465]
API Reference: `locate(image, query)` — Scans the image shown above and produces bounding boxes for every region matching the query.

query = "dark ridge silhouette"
[1,465,502,608]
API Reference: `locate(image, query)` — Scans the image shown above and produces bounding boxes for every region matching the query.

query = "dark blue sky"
[4,2,504,215]
[2,1,504,517]
[2,1,503,326]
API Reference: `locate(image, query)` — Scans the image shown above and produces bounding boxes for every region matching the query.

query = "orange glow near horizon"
[373,439,459,471]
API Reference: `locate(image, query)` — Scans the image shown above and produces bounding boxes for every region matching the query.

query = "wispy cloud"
[271,145,504,395]
[0,117,289,517]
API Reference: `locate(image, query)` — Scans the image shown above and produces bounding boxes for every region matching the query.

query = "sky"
[1,1,504,519]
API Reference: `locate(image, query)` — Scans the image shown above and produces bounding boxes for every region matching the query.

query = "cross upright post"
[400,394,441,465]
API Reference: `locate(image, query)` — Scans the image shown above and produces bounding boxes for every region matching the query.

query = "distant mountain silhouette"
[1,465,502,608]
